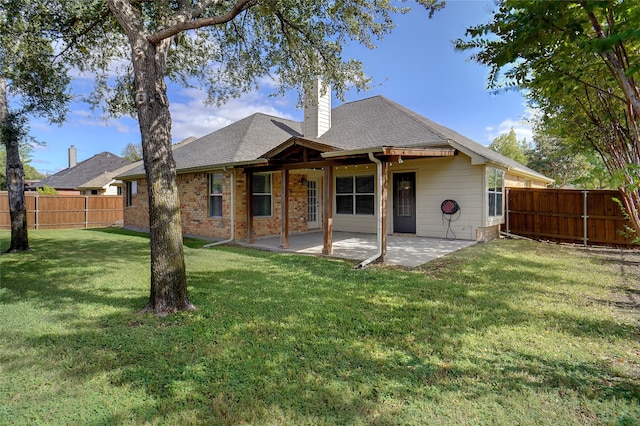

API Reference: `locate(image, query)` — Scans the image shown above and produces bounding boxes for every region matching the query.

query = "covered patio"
[235,232,476,267]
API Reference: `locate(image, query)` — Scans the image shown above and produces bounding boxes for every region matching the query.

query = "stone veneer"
[123,169,309,240]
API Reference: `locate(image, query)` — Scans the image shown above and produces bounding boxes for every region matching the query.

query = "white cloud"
[484,106,539,144]
[68,110,135,134]
[170,88,298,141]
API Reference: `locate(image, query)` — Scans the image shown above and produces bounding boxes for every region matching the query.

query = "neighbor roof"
[119,95,552,183]
[39,152,132,190]
[76,161,142,190]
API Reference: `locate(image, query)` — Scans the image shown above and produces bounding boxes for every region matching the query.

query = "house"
[38,146,136,195]
[119,84,552,261]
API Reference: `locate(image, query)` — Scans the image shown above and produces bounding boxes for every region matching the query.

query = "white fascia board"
[446,140,489,166]
[177,159,268,174]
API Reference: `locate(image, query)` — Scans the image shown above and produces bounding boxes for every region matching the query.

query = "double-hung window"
[126,180,137,207]
[253,173,272,217]
[487,167,505,217]
[209,173,223,217]
[336,175,375,215]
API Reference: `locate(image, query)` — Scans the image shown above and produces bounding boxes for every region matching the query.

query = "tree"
[1,0,71,252]
[0,135,44,190]
[489,127,529,164]
[526,131,593,188]
[573,152,610,189]
[455,1,640,239]
[121,142,143,161]
[36,184,57,195]
[55,0,444,315]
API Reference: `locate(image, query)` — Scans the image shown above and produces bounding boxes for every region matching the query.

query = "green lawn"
[1,229,638,425]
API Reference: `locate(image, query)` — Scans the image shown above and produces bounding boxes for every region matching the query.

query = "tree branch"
[580,2,640,118]
[106,0,146,39]
[53,7,113,63]
[148,0,256,44]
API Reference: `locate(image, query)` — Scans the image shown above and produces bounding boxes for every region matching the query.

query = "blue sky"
[28,0,533,174]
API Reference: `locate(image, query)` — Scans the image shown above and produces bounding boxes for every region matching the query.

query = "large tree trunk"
[108,1,195,315]
[136,41,194,315]
[0,79,30,253]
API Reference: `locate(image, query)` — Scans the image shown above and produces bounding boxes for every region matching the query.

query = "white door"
[307,178,321,229]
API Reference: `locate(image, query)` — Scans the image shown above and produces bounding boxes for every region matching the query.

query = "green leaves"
[489,128,529,165]
[457,0,640,234]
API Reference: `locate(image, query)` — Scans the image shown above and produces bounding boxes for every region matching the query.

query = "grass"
[1,228,639,425]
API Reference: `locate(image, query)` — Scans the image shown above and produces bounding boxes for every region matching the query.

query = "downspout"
[203,167,235,248]
[354,152,383,269]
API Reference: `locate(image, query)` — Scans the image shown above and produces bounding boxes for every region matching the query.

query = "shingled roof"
[119,95,551,183]
[39,152,132,190]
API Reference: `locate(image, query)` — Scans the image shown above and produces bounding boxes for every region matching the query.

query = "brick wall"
[505,173,549,189]
[236,170,309,239]
[123,169,309,240]
[123,180,149,230]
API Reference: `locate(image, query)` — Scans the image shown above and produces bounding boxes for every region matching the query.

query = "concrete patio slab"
[234,232,476,267]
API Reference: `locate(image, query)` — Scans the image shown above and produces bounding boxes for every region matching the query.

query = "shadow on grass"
[2,233,638,424]
[1,229,150,313]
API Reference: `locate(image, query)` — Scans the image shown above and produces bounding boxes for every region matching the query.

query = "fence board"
[0,193,123,230]
[504,188,635,247]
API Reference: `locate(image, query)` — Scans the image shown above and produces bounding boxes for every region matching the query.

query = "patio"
[234,232,476,267]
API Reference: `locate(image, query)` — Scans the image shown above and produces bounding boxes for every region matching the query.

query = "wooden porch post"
[246,170,254,244]
[322,165,333,255]
[280,169,290,248]
[377,161,388,262]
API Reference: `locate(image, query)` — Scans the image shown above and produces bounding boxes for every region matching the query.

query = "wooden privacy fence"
[503,188,635,248]
[0,193,123,230]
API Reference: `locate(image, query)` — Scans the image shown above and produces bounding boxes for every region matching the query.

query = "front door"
[393,172,416,233]
[307,177,321,229]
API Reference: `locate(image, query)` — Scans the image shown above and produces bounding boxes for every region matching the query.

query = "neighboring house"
[38,146,135,195]
[119,84,553,259]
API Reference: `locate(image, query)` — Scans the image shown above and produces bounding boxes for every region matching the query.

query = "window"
[487,168,504,217]
[126,180,137,207]
[336,175,375,215]
[209,173,223,217]
[253,173,272,217]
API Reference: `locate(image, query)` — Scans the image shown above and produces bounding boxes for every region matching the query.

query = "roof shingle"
[119,95,551,183]
[40,152,131,190]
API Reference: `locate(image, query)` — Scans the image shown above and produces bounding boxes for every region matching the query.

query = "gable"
[39,152,131,190]
[261,138,338,162]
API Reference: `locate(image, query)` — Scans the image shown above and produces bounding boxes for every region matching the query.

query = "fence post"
[85,196,89,228]
[505,187,510,234]
[34,195,39,230]
[583,190,588,246]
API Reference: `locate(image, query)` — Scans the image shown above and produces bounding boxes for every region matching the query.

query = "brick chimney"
[68,145,77,168]
[303,80,331,138]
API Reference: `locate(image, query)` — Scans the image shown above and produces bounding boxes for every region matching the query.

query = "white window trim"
[253,172,273,218]
[126,180,137,207]
[209,172,224,218]
[487,167,505,225]
[335,174,375,216]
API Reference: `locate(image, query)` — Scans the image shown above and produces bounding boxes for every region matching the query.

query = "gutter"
[354,152,384,269]
[203,167,236,248]
[117,159,269,180]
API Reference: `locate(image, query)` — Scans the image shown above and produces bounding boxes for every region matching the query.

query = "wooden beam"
[246,170,254,244]
[322,165,333,255]
[280,169,289,249]
[246,158,355,172]
[377,161,388,262]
